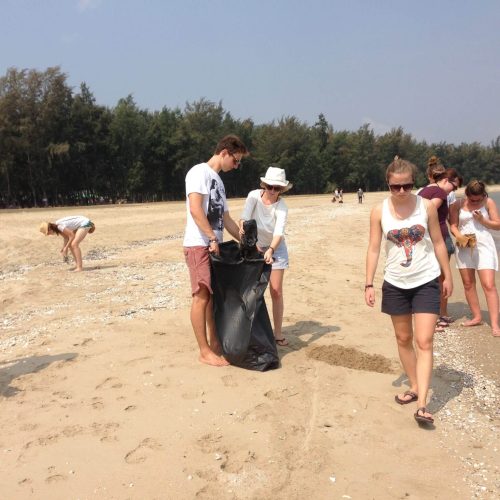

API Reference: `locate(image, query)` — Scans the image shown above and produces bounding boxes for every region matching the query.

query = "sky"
[1,0,500,145]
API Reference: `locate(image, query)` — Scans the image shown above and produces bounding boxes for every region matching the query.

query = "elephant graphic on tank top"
[387,225,425,267]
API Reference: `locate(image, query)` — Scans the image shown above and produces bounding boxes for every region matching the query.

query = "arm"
[61,228,75,254]
[223,211,241,241]
[426,200,453,298]
[365,204,383,307]
[430,198,444,209]
[239,193,258,235]
[449,199,469,247]
[264,235,283,264]
[188,192,219,254]
[473,198,500,230]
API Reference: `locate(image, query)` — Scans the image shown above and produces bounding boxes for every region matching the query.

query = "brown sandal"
[395,390,418,405]
[275,337,289,346]
[414,407,434,425]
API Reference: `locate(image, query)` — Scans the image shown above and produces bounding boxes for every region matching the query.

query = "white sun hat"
[260,166,293,192]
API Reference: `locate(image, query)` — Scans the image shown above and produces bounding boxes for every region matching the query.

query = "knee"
[481,282,497,294]
[415,338,433,352]
[269,286,283,301]
[462,280,476,292]
[395,333,413,348]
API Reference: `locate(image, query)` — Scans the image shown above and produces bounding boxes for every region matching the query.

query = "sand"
[0,191,499,499]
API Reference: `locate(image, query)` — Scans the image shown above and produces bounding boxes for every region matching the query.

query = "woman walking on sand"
[40,215,95,272]
[365,157,453,426]
[449,180,500,337]
[418,166,462,331]
[239,166,292,347]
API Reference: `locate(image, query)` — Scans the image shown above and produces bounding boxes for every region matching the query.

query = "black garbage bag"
[209,234,279,371]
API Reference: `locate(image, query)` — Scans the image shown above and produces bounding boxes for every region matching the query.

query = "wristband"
[209,238,218,244]
[364,284,374,290]
[269,246,275,253]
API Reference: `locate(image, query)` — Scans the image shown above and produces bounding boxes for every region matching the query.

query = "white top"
[56,216,91,232]
[447,191,457,206]
[241,189,288,247]
[455,205,498,271]
[183,163,228,247]
[381,196,441,289]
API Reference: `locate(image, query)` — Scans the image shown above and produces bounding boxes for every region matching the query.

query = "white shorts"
[263,241,289,270]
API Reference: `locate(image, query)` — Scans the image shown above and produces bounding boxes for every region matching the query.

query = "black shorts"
[381,278,440,316]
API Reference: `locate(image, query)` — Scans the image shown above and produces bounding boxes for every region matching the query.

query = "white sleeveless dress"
[455,205,498,271]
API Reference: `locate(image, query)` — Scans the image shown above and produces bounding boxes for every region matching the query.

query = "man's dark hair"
[214,135,249,155]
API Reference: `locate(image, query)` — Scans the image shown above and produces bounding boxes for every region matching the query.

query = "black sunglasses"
[388,183,414,192]
[264,184,283,192]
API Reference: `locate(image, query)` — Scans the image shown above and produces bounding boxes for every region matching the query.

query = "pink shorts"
[183,246,212,296]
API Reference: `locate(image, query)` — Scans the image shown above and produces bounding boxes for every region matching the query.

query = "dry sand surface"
[1,191,499,499]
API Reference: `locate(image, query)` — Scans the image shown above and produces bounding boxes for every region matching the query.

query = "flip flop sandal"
[439,316,453,324]
[414,407,434,425]
[275,337,289,346]
[395,390,418,405]
[436,320,449,328]
[435,324,446,333]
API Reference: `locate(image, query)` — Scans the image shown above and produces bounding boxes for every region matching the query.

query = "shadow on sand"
[0,353,77,398]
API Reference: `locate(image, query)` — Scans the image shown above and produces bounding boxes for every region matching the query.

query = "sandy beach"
[1,191,499,499]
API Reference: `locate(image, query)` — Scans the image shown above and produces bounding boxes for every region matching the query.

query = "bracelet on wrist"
[269,246,275,253]
[364,284,374,290]
[209,238,218,244]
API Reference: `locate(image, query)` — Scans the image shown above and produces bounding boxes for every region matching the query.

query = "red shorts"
[183,246,212,296]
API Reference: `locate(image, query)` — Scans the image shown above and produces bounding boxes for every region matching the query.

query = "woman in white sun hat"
[239,166,292,346]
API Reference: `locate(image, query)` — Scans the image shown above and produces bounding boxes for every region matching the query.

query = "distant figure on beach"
[357,188,364,204]
[449,180,500,337]
[338,188,344,204]
[39,216,95,272]
[239,166,292,347]
[332,188,339,203]
[418,162,462,331]
[183,135,249,366]
[365,156,453,426]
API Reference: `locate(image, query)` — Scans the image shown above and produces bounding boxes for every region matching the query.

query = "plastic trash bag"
[209,231,279,371]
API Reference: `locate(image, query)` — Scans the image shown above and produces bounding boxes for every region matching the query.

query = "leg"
[205,295,223,355]
[477,269,500,334]
[70,228,90,271]
[413,313,437,419]
[459,268,483,325]
[269,269,285,343]
[190,286,228,366]
[391,314,418,401]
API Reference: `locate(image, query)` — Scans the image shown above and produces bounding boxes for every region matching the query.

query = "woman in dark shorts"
[364,157,453,426]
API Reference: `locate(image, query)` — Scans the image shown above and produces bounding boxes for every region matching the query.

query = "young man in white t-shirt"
[183,135,249,366]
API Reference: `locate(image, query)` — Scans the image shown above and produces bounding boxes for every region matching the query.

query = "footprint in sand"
[95,377,123,390]
[45,474,66,483]
[91,397,104,409]
[124,356,152,366]
[196,433,223,454]
[124,438,162,464]
[221,375,238,387]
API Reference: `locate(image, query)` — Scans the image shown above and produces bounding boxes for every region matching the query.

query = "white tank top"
[381,196,441,289]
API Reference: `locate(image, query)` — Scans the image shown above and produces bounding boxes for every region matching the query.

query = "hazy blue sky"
[2,0,499,144]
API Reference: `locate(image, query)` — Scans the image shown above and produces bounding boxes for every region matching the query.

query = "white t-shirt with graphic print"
[183,162,228,247]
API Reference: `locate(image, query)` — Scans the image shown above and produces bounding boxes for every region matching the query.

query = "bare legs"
[269,269,285,343]
[459,268,499,334]
[478,269,499,335]
[392,313,437,419]
[459,268,483,325]
[69,228,90,271]
[190,285,228,367]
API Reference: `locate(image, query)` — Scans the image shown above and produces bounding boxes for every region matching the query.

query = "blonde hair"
[385,156,417,183]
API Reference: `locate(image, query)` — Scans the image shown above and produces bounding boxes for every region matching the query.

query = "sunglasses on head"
[264,184,283,192]
[388,183,414,192]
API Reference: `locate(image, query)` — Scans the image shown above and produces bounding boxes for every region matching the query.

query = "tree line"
[1,66,499,208]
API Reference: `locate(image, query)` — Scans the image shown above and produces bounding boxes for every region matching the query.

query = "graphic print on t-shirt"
[207,179,224,231]
[387,225,425,267]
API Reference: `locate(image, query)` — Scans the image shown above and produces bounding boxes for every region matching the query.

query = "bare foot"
[460,319,483,327]
[493,329,500,337]
[70,267,83,272]
[199,351,230,367]
[209,341,224,356]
